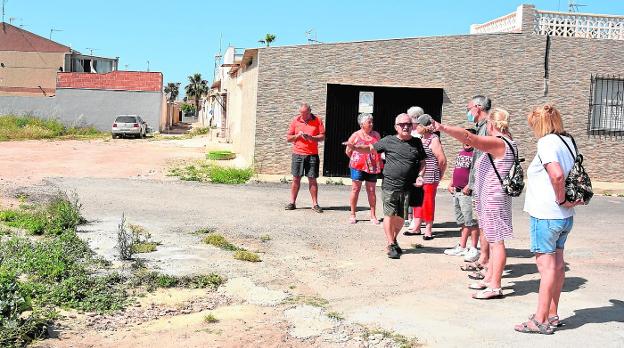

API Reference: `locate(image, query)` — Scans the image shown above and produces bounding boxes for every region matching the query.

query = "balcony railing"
[470,11,522,34]
[534,10,624,40]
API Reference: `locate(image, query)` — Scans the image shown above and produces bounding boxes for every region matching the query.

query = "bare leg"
[534,252,557,323]
[308,177,319,206]
[383,216,404,246]
[549,249,566,318]
[290,176,302,204]
[489,242,507,289]
[349,181,363,218]
[365,181,377,221]
[459,225,469,249]
[469,226,479,248]
[424,221,433,237]
[477,229,489,265]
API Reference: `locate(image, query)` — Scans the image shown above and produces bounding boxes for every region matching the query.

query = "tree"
[164,82,180,130]
[184,73,208,118]
[258,33,276,47]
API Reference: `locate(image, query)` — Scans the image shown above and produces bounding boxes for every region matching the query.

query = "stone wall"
[252,31,624,182]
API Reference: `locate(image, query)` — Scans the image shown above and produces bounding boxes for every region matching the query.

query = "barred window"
[589,75,624,137]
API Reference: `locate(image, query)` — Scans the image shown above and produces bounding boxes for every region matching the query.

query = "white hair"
[357,113,373,126]
[395,113,410,124]
[407,106,424,122]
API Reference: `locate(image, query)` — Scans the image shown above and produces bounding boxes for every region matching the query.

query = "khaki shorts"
[382,189,410,219]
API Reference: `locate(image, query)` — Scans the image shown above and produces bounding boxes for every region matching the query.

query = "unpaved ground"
[1,139,624,347]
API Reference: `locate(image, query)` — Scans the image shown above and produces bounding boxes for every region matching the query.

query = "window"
[589,75,624,137]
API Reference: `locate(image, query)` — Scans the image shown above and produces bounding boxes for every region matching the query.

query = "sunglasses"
[395,123,412,128]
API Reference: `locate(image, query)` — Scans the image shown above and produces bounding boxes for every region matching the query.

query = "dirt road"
[1,139,623,347]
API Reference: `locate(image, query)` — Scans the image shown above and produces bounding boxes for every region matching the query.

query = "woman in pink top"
[345,113,383,224]
[432,108,516,300]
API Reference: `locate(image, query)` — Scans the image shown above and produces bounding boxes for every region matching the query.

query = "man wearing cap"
[285,102,325,213]
[345,113,427,259]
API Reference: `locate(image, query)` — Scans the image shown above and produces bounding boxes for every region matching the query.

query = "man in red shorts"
[285,103,325,213]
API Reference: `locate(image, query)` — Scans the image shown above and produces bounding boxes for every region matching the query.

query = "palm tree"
[184,73,208,119]
[164,82,180,130]
[258,33,277,47]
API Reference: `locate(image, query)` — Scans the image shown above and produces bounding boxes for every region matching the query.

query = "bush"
[233,250,261,262]
[202,234,239,251]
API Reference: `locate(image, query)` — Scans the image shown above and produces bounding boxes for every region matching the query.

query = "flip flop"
[371,218,381,225]
[349,216,356,224]
[472,287,503,300]
[468,270,486,280]
[468,281,489,290]
[403,230,422,236]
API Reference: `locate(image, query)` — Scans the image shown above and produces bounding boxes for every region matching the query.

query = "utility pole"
[146,60,150,72]
[49,28,63,40]
[2,0,7,24]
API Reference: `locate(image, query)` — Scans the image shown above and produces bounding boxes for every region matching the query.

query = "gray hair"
[357,113,373,126]
[395,113,410,124]
[471,95,492,111]
[300,102,311,111]
[407,106,424,122]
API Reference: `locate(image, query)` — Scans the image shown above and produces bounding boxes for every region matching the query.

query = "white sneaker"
[463,247,480,262]
[444,244,467,256]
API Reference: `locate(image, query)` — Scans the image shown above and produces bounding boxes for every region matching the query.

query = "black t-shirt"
[373,135,427,191]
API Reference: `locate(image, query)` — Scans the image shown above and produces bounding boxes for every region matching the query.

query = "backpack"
[556,134,593,205]
[488,136,525,197]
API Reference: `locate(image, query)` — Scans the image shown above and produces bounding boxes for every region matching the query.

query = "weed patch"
[363,327,418,348]
[202,234,239,251]
[203,313,219,323]
[284,295,329,307]
[130,271,223,292]
[326,311,344,321]
[0,115,105,141]
[259,234,271,242]
[325,178,344,185]
[233,250,261,262]
[168,161,253,184]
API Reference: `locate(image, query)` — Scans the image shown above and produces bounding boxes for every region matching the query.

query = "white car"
[112,115,148,138]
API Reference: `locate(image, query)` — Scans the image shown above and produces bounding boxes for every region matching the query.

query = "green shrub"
[203,313,218,323]
[209,166,253,184]
[202,234,239,251]
[206,150,236,160]
[233,250,261,262]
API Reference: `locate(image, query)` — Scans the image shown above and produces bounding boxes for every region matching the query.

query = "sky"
[6,0,624,92]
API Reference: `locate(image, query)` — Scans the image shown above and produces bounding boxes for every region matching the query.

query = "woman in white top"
[515,104,584,335]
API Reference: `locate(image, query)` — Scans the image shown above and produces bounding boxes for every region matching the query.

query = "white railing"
[470,11,521,34]
[534,10,624,40]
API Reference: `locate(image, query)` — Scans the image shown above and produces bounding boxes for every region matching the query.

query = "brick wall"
[252,32,624,182]
[57,71,163,92]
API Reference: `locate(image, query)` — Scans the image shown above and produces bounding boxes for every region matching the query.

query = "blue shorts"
[350,168,378,182]
[529,216,574,254]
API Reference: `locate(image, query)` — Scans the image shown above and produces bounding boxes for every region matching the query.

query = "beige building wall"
[223,52,259,168]
[0,51,67,96]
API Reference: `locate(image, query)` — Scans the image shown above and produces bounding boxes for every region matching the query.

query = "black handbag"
[556,134,593,205]
[488,136,524,197]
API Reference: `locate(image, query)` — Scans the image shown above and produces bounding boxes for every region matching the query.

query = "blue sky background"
[6,0,624,92]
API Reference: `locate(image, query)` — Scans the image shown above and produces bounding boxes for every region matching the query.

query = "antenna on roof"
[568,0,587,12]
[49,28,63,40]
[85,47,99,55]
[305,29,322,44]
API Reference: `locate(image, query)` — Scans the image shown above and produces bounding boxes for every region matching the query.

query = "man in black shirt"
[346,113,426,259]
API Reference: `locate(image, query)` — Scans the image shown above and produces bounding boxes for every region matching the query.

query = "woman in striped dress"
[406,114,446,240]
[431,108,516,299]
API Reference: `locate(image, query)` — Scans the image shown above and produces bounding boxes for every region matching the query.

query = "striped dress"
[421,134,441,184]
[474,137,516,243]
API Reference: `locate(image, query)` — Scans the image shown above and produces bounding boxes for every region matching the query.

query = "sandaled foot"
[422,235,434,241]
[371,218,380,225]
[515,315,554,335]
[472,287,503,300]
[468,269,486,280]
[312,205,323,213]
[349,216,356,224]
[284,203,296,210]
[468,281,489,290]
[548,315,561,329]
[403,229,422,236]
[460,262,484,272]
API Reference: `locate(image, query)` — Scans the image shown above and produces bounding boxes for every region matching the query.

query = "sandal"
[371,218,381,225]
[468,270,486,280]
[548,315,562,329]
[515,315,554,335]
[460,262,484,272]
[403,230,422,236]
[472,287,503,300]
[468,281,489,290]
[349,216,357,224]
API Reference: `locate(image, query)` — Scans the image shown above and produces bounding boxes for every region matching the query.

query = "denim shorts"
[530,216,574,254]
[350,168,378,182]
